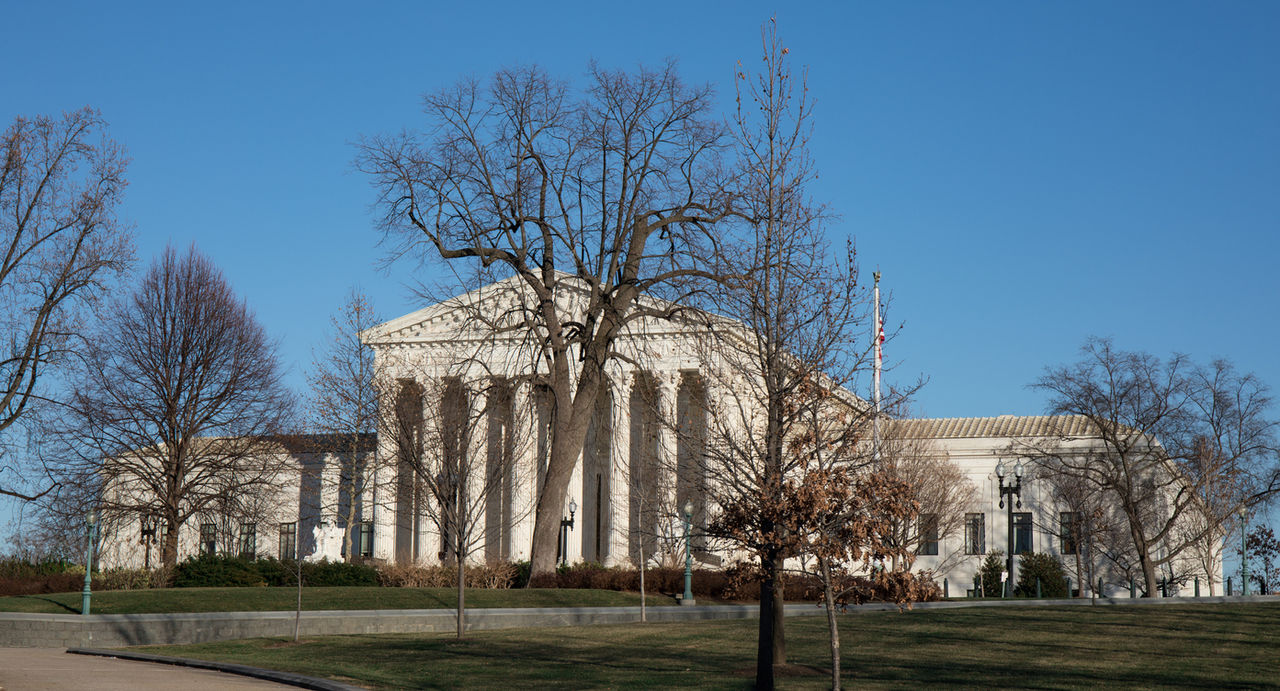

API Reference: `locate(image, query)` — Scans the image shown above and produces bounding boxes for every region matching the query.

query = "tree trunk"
[456,539,466,639]
[1124,508,1160,597]
[293,559,303,642]
[756,550,785,690]
[528,367,602,577]
[820,556,841,691]
[161,514,181,571]
[639,540,647,623]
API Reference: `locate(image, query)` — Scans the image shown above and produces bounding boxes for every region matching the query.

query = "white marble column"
[606,369,631,567]
[656,370,680,549]
[509,378,536,561]
[371,388,401,563]
[465,379,489,567]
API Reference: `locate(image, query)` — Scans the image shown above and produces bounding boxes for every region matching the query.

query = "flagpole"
[872,271,882,462]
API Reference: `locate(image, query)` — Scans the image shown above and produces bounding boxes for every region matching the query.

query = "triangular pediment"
[361,271,730,346]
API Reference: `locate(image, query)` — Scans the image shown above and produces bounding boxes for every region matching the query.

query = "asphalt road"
[0,648,294,690]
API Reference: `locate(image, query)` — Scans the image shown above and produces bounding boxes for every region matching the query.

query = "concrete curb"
[66,648,362,691]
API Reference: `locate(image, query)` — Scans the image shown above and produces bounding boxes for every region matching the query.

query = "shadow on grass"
[12,595,79,614]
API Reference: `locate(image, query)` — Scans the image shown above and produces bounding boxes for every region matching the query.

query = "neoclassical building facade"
[358,275,719,570]
[98,276,1221,597]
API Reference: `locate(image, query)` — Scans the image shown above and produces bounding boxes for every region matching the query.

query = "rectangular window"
[1013,512,1033,555]
[200,522,217,555]
[916,514,939,556]
[279,522,297,560]
[359,521,374,558]
[964,513,985,555]
[238,523,257,559]
[1059,512,1079,555]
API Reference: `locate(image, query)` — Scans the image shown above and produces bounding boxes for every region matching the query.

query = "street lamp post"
[558,498,577,566]
[1240,506,1250,597]
[82,510,97,615]
[140,512,157,570]
[995,460,1025,598]
[681,500,695,606]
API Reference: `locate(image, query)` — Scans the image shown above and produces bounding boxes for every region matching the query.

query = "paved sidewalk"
[0,648,294,690]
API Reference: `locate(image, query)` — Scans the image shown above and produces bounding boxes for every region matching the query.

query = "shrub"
[376,562,521,589]
[97,567,159,591]
[1015,552,1069,598]
[305,559,379,586]
[253,557,298,587]
[978,551,1007,597]
[0,573,84,596]
[172,553,264,587]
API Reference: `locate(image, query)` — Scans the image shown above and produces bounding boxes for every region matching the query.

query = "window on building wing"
[964,513,985,555]
[359,521,373,558]
[200,522,217,555]
[1013,512,1033,554]
[916,513,939,556]
[1059,512,1079,555]
[238,523,256,559]
[279,522,297,561]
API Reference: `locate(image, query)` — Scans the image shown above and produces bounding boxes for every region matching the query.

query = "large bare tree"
[59,245,294,569]
[0,108,132,500]
[1025,338,1279,596]
[357,61,734,576]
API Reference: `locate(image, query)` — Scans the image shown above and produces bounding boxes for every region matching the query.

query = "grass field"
[0,587,675,614]
[144,601,1280,689]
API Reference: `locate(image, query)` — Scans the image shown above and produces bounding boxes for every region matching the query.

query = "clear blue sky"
[5,3,1278,546]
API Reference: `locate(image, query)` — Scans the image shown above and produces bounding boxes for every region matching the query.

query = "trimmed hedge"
[171,554,379,588]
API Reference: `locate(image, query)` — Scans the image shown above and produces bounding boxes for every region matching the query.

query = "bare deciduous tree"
[1025,337,1279,596]
[693,22,919,690]
[57,245,294,570]
[376,357,532,639]
[0,108,132,500]
[357,60,735,577]
[307,289,380,560]
[875,430,978,573]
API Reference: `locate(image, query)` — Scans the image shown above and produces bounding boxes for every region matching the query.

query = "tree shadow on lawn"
[10,595,79,614]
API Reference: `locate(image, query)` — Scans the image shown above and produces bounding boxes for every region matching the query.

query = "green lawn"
[0,587,675,614]
[145,602,1280,689]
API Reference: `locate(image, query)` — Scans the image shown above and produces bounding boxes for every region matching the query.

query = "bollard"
[1097,577,1103,598]
[1129,578,1136,599]
[1066,577,1071,598]
[1036,578,1042,599]
[1195,577,1200,597]
[1227,577,1233,596]
[974,576,981,599]
[944,578,949,598]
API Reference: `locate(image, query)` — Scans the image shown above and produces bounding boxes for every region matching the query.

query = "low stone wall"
[0,604,824,648]
[3,595,1272,648]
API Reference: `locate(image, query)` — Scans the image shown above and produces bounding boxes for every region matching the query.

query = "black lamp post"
[995,459,1025,598]
[140,511,158,570]
[558,498,577,566]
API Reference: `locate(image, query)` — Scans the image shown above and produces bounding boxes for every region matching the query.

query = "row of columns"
[370,368,708,568]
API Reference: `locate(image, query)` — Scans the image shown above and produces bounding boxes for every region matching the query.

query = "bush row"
[0,553,936,603]
[171,554,379,587]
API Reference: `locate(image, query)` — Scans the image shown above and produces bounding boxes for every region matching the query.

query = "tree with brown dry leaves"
[692,21,921,690]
